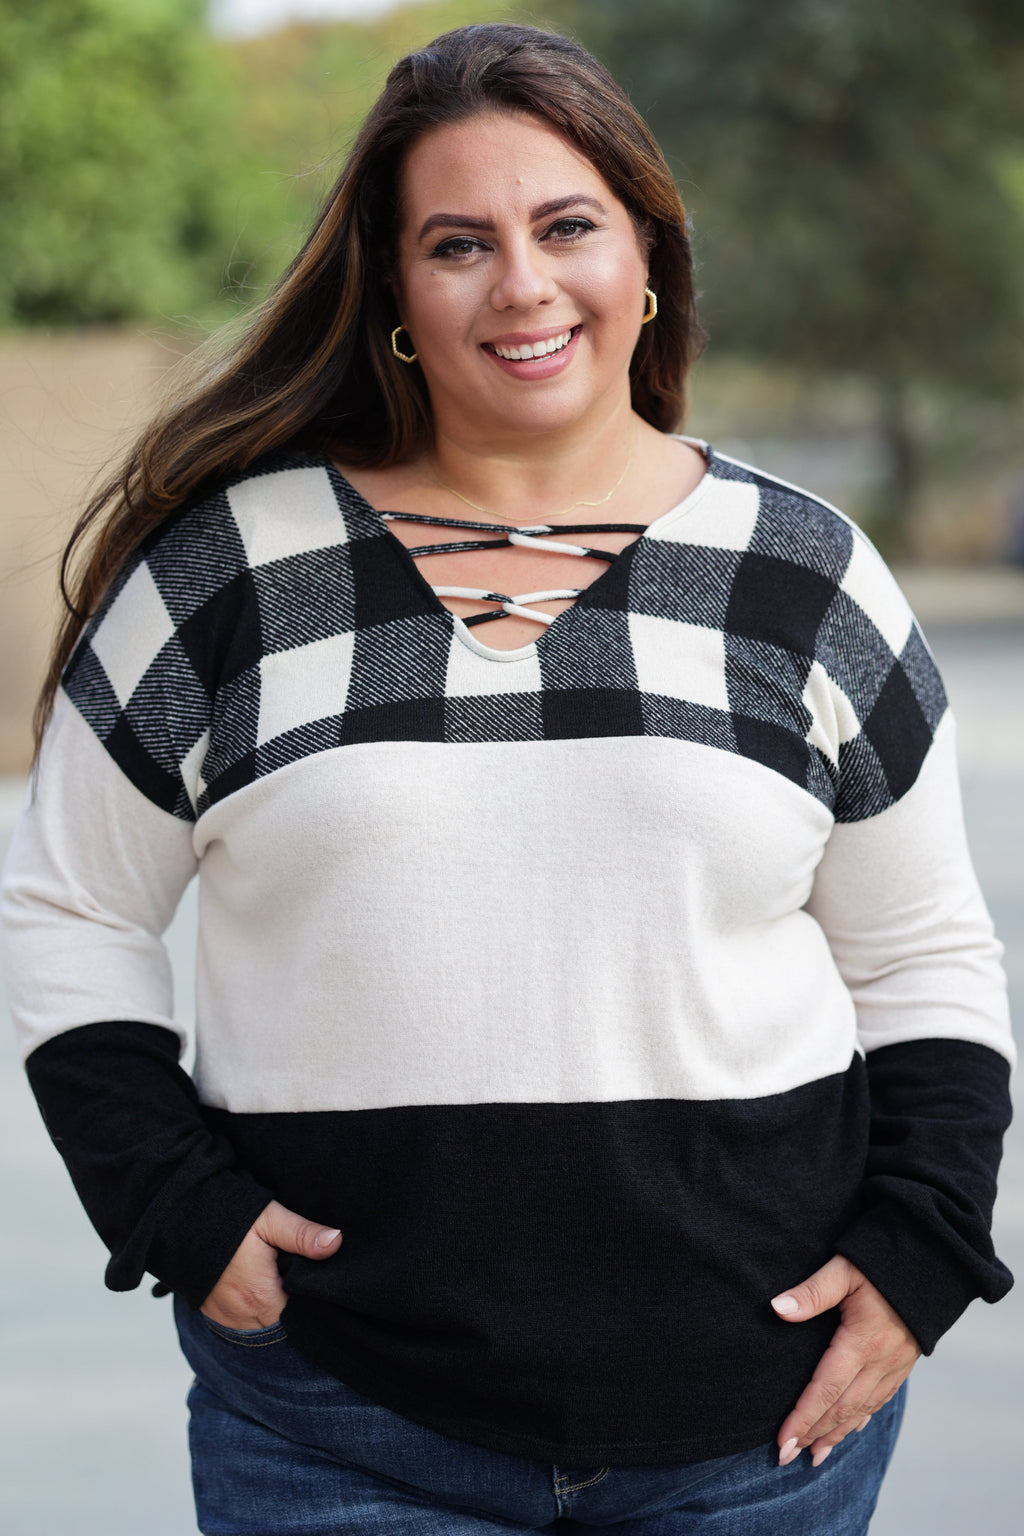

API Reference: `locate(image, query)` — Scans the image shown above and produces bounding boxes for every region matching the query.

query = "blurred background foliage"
[0,0,244,325]
[568,0,1024,544]
[1,0,1023,554]
[0,0,528,330]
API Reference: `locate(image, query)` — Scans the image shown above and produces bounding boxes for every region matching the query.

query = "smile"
[484,328,578,361]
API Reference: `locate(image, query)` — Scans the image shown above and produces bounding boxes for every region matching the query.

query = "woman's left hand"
[771,1255,922,1467]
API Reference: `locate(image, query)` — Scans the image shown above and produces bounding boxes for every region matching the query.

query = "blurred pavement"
[0,609,1021,1535]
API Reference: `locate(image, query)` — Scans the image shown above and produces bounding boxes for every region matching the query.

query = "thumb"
[254,1199,342,1259]
[771,1254,855,1322]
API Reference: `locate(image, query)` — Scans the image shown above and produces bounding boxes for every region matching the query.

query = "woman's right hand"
[200,1199,342,1330]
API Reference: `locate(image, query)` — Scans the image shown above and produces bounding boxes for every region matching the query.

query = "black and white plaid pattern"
[63,448,946,824]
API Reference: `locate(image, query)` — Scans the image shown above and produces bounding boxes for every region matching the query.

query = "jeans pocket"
[200,1314,289,1348]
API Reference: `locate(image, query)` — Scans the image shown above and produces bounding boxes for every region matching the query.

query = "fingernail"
[315,1228,341,1249]
[771,1294,800,1315]
[855,1416,872,1432]
[812,1445,833,1468]
[778,1437,801,1466]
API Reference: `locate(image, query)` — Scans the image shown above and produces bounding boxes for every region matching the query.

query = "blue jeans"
[174,1297,905,1535]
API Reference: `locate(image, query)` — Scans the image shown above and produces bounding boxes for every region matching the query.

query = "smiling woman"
[1,21,1014,1536]
[350,107,704,648]
[395,116,651,437]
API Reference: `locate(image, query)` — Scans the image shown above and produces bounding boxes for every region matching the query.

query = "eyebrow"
[416,195,608,243]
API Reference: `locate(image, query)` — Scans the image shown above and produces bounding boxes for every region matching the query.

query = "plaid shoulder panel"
[813,527,947,822]
[705,453,947,821]
[61,450,341,821]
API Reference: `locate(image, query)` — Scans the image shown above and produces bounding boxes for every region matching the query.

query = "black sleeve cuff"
[835,1200,1012,1353]
[834,1038,1014,1353]
[26,1020,276,1305]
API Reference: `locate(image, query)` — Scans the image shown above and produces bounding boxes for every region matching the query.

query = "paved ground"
[0,617,1020,1535]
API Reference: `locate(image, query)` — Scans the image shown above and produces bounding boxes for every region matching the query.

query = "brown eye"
[433,237,486,258]
[545,218,594,240]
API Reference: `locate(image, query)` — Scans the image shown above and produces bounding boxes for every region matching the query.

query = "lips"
[485,328,575,361]
[482,324,580,359]
[480,325,582,378]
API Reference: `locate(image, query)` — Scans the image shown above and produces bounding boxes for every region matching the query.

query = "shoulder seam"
[710,448,884,555]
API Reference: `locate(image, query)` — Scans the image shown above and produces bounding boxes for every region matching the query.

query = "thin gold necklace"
[430,421,636,525]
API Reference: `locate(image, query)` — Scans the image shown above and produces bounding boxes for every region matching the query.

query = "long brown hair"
[36,22,704,753]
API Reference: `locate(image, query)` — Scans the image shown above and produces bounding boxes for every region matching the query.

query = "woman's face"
[394,111,650,449]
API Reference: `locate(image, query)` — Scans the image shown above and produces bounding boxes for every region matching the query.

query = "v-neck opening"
[324,437,715,663]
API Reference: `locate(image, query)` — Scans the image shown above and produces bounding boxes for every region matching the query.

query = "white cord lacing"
[381,511,645,628]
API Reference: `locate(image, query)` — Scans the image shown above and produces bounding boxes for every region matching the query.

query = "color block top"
[1,442,1013,1465]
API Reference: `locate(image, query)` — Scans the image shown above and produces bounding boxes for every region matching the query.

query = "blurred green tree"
[0,0,534,330]
[565,0,1024,538]
[0,0,256,327]
[218,0,530,296]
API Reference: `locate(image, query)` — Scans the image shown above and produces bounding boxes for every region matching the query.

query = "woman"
[2,22,1014,1535]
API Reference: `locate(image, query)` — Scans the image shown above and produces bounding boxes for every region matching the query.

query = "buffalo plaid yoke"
[63,447,947,825]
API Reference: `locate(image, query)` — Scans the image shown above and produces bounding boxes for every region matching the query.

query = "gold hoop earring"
[641,287,658,325]
[391,325,418,364]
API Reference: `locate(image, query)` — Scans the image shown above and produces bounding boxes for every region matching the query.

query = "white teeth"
[492,329,573,361]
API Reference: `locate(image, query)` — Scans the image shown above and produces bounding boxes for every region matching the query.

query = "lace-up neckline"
[379,511,647,630]
[329,436,714,659]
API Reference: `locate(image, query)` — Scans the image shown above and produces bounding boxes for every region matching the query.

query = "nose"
[489,237,558,312]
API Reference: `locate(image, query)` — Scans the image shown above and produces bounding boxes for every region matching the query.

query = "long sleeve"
[1,514,274,1302]
[805,605,1014,1349]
